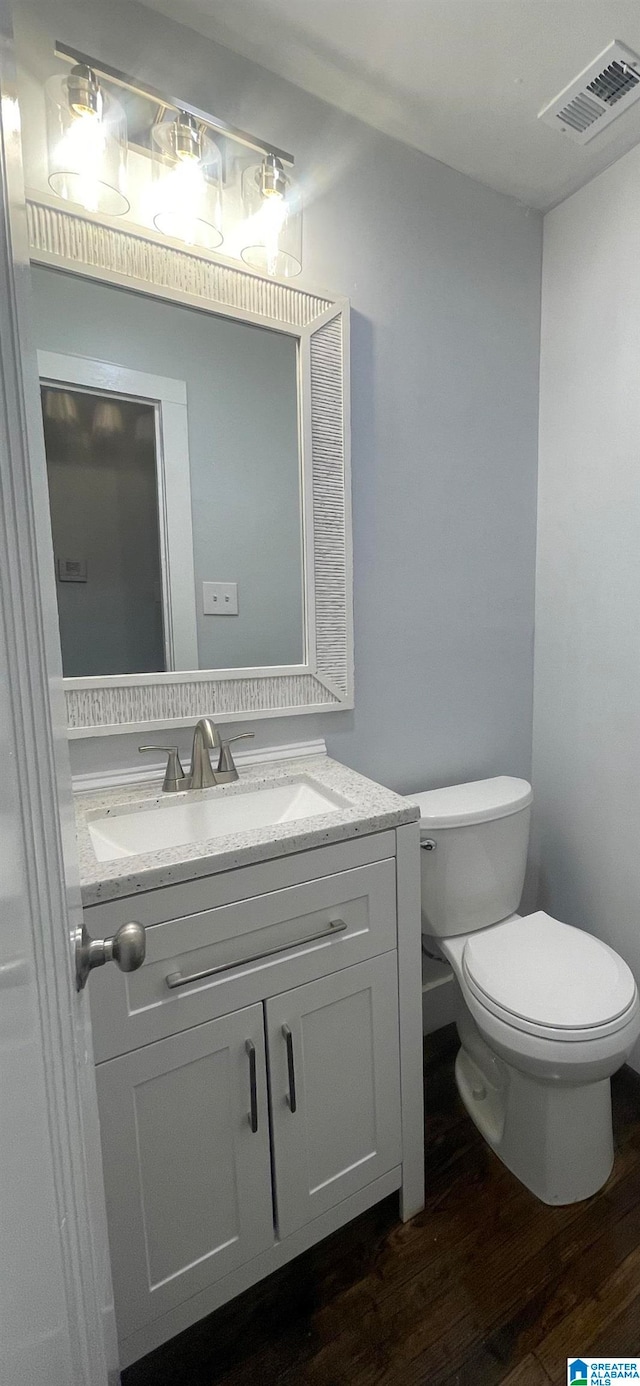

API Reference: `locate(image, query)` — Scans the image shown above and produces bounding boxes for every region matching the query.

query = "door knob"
[75,920,146,991]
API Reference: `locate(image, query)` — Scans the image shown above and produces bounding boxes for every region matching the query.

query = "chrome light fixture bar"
[54,41,294,167]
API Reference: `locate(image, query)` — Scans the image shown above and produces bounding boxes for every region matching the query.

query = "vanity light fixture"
[47,45,302,277]
[45,63,129,216]
[151,111,223,251]
[240,153,302,278]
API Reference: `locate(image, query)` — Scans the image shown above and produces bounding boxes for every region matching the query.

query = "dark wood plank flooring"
[123,1026,640,1386]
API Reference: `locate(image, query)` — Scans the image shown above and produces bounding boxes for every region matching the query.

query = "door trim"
[0,8,113,1380]
[38,349,199,672]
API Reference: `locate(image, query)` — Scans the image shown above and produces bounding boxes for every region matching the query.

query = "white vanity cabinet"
[95,1004,275,1340]
[266,954,402,1239]
[86,825,423,1369]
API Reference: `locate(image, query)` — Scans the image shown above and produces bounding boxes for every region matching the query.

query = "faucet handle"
[139,745,186,793]
[216,732,255,779]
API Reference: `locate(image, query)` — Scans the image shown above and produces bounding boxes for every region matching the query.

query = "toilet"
[410,776,640,1205]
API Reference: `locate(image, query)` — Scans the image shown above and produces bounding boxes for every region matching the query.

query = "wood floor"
[122,1026,640,1386]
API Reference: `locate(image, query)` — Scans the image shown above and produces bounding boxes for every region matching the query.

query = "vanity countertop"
[75,755,419,906]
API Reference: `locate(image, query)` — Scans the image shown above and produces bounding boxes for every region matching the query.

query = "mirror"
[26,196,351,733]
[34,264,304,677]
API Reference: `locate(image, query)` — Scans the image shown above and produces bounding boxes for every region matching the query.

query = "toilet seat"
[462,911,638,1043]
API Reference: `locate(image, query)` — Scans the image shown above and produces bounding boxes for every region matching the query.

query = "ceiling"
[137,0,640,210]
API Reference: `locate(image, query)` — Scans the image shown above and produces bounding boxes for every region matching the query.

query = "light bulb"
[240,155,302,278]
[151,112,223,250]
[251,195,288,277]
[55,109,107,215]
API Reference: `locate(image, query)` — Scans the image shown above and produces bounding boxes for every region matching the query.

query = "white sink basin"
[87,777,351,862]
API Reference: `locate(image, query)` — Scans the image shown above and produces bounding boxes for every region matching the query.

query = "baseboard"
[72,738,328,794]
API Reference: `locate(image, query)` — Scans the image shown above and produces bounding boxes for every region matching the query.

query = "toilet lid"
[462,912,637,1031]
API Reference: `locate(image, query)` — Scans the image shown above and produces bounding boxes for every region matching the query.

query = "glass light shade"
[92,400,124,439]
[43,388,79,427]
[240,156,302,278]
[45,68,129,217]
[151,113,223,251]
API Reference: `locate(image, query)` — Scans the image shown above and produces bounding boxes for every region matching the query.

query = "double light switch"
[202,581,239,615]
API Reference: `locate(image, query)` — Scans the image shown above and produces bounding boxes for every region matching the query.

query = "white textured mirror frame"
[27,197,353,737]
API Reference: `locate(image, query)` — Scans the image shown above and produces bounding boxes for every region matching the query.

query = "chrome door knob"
[75,921,146,991]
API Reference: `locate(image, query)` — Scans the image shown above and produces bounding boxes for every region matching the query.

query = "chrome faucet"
[139,718,254,792]
[189,716,220,790]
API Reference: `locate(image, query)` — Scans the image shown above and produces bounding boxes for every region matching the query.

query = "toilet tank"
[409,777,532,937]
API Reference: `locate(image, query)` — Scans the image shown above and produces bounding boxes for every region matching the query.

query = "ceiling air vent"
[539,41,640,145]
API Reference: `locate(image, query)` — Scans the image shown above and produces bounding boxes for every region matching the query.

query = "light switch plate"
[202,581,238,615]
[57,556,87,583]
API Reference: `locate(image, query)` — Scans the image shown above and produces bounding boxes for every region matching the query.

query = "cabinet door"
[95,1004,274,1340]
[266,953,402,1239]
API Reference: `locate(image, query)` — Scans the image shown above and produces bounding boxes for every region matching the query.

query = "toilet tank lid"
[408,776,532,829]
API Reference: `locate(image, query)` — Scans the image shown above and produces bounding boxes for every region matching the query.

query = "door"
[95,1004,275,1341]
[0,14,114,1383]
[266,953,402,1239]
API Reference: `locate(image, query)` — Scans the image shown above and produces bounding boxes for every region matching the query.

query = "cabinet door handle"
[165,919,347,990]
[245,1039,258,1133]
[282,1024,297,1113]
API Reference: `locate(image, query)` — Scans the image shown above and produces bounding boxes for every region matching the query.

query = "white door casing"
[37,350,199,672]
[0,9,114,1383]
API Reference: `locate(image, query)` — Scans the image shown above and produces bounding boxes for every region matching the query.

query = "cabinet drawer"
[91,859,397,1061]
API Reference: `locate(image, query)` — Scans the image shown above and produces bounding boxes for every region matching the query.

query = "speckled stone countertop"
[75,755,419,907]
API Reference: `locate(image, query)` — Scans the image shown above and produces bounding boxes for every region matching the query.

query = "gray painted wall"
[17,0,542,794]
[533,141,640,1072]
[32,266,304,671]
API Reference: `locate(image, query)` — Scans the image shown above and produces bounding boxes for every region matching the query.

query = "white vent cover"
[539,41,640,145]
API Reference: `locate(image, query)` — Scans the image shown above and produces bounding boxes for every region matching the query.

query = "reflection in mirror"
[34,265,305,678]
[42,385,165,676]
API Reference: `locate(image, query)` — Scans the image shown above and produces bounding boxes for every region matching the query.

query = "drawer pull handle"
[246,1039,258,1133]
[282,1024,297,1113]
[165,918,348,990]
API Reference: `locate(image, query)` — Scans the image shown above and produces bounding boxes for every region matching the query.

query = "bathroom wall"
[534,141,640,1072]
[15,0,542,795]
[32,266,304,671]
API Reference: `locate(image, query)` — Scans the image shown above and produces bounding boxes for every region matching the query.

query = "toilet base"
[455,1038,614,1205]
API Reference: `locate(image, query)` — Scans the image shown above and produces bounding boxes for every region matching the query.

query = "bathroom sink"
[87,776,352,862]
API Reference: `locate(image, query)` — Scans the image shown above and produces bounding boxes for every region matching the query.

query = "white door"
[266,953,403,1240]
[95,1004,275,1342]
[0,11,114,1383]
